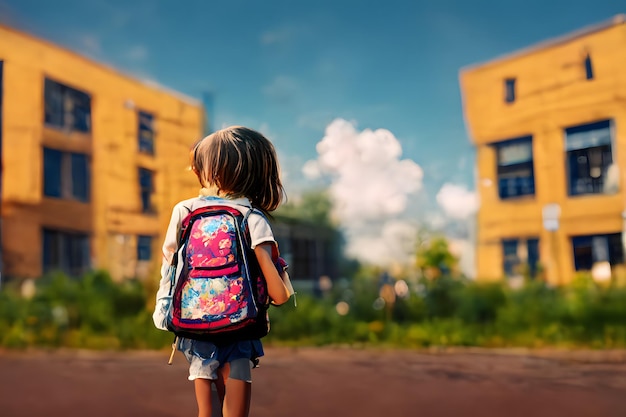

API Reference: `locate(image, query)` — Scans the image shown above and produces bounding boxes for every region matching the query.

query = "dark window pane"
[72,90,91,132]
[43,78,91,133]
[137,235,152,261]
[42,229,61,272]
[502,239,519,276]
[566,123,613,196]
[43,147,63,197]
[139,168,154,213]
[42,228,90,276]
[71,153,90,201]
[505,78,516,103]
[607,233,624,265]
[584,54,594,80]
[44,79,64,127]
[495,136,535,199]
[572,233,623,271]
[138,111,154,154]
[527,238,539,278]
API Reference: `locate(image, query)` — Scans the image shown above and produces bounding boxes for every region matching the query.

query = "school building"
[0,24,339,285]
[0,24,205,280]
[459,15,626,285]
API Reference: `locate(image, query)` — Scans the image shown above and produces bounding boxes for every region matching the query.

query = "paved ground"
[1,346,626,417]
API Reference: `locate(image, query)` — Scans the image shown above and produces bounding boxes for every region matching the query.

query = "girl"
[153,126,292,417]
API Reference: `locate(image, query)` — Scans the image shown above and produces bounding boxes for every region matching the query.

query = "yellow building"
[0,24,204,280]
[460,15,626,285]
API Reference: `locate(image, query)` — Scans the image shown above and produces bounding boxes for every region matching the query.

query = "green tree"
[276,189,334,225]
[416,236,458,278]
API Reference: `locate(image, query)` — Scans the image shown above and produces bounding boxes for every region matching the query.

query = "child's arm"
[254,243,291,306]
[152,202,186,330]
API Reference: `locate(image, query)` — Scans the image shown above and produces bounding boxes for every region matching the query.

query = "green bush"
[2,270,626,350]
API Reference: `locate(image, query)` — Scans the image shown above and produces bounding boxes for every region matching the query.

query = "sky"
[0,0,623,271]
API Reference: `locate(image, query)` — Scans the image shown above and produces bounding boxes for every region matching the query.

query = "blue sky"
[0,1,623,265]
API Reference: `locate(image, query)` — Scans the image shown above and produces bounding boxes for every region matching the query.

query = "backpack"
[166,204,271,343]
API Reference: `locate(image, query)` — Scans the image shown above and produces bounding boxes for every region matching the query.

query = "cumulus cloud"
[345,220,419,267]
[304,118,423,266]
[436,183,478,220]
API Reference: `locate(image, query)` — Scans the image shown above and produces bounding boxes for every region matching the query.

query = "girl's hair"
[190,126,285,213]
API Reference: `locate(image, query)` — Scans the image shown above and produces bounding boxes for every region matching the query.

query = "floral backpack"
[166,205,271,343]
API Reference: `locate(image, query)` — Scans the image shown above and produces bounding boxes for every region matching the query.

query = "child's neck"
[199,186,221,197]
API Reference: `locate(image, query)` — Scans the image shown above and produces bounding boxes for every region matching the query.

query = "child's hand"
[272,257,295,305]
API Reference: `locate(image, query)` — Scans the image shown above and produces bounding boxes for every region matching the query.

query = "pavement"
[1,346,625,417]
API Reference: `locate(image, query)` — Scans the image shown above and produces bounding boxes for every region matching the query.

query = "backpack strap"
[170,204,192,269]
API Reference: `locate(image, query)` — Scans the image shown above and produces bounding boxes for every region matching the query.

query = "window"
[43,147,90,202]
[584,54,594,80]
[43,229,90,276]
[502,238,540,278]
[566,120,613,196]
[495,136,535,199]
[137,235,153,261]
[572,233,623,271]
[44,78,91,133]
[504,78,516,103]
[138,111,155,154]
[138,168,155,213]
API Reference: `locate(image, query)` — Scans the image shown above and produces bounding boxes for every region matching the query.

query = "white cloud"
[345,220,419,267]
[306,118,423,222]
[304,118,423,266]
[436,183,478,220]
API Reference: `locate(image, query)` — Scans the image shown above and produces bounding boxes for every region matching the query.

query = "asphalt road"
[1,347,625,417]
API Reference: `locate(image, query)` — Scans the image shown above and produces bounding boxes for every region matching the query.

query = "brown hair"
[190,126,285,213]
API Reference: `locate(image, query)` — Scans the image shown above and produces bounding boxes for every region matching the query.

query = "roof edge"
[460,14,626,74]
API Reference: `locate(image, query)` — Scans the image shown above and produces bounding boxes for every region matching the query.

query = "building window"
[504,78,516,103]
[566,120,613,196]
[584,54,594,80]
[495,136,535,199]
[42,228,90,276]
[137,235,153,261]
[43,147,90,202]
[44,78,91,133]
[502,238,539,278]
[138,167,155,213]
[572,233,623,271]
[138,111,155,154]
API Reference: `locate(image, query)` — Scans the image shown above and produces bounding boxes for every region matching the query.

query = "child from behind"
[153,126,292,417]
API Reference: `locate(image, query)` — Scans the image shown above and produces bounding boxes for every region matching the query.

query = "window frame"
[42,228,91,276]
[565,119,614,196]
[43,147,91,202]
[44,78,92,133]
[504,78,516,103]
[502,237,540,279]
[138,111,155,155]
[572,233,623,271]
[137,235,153,261]
[494,135,535,200]
[584,54,594,80]
[138,167,155,214]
